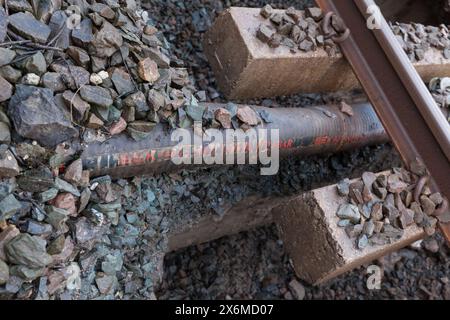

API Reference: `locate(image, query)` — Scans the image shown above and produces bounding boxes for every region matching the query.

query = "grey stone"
[0,49,16,67]
[68,65,90,89]
[62,91,90,121]
[147,89,166,111]
[411,202,424,225]
[371,202,384,221]
[90,56,107,73]
[299,39,314,51]
[54,177,80,197]
[124,92,149,119]
[0,66,22,84]
[80,85,113,108]
[47,235,65,255]
[127,121,156,141]
[259,110,273,123]
[288,279,305,300]
[142,47,170,68]
[361,202,372,219]
[95,274,118,294]
[8,85,78,147]
[7,0,33,12]
[67,46,91,68]
[0,226,20,262]
[24,220,53,236]
[420,195,436,216]
[10,265,44,281]
[0,122,11,142]
[90,3,116,20]
[387,173,408,193]
[444,48,450,60]
[8,12,51,44]
[422,238,439,253]
[337,219,351,228]
[45,206,69,231]
[78,188,91,214]
[72,18,94,47]
[257,24,276,43]
[382,225,403,241]
[89,21,123,58]
[0,109,10,127]
[399,209,415,229]
[111,68,135,96]
[48,10,70,50]
[17,167,54,193]
[363,220,375,237]
[345,224,363,238]
[260,4,274,19]
[0,194,22,221]
[3,275,24,295]
[5,233,53,268]
[38,188,59,203]
[36,0,62,23]
[336,178,350,197]
[101,252,123,275]
[336,203,361,223]
[357,234,369,250]
[0,8,7,42]
[373,185,387,200]
[362,172,377,189]
[24,52,47,76]
[42,72,66,93]
[74,217,102,247]
[0,259,8,285]
[186,97,206,121]
[0,149,19,178]
[429,192,444,206]
[0,76,13,102]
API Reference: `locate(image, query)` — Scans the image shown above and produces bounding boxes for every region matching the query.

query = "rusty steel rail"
[316,0,450,241]
[81,102,387,178]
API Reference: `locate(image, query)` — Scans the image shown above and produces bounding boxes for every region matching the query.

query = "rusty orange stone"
[51,193,77,216]
[109,117,127,135]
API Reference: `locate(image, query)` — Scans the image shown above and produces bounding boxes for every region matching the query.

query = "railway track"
[316,0,450,242]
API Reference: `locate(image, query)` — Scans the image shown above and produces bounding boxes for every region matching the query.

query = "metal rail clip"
[322,11,351,43]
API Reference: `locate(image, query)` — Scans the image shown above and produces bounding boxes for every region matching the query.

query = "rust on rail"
[316,0,450,242]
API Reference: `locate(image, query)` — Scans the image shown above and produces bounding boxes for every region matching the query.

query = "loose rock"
[5,233,53,268]
[138,58,160,83]
[0,258,9,285]
[0,76,13,103]
[8,85,78,147]
[80,85,113,109]
[0,194,22,221]
[336,203,360,223]
[8,12,51,43]
[0,149,20,178]
[237,106,259,126]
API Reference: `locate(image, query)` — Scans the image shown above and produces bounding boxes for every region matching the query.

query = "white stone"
[98,70,109,80]
[22,73,40,85]
[90,73,103,85]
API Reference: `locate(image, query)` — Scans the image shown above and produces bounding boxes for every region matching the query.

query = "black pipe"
[81,102,388,178]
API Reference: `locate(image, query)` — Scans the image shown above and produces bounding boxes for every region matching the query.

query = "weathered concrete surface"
[203,7,450,100]
[168,195,277,252]
[275,172,425,285]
